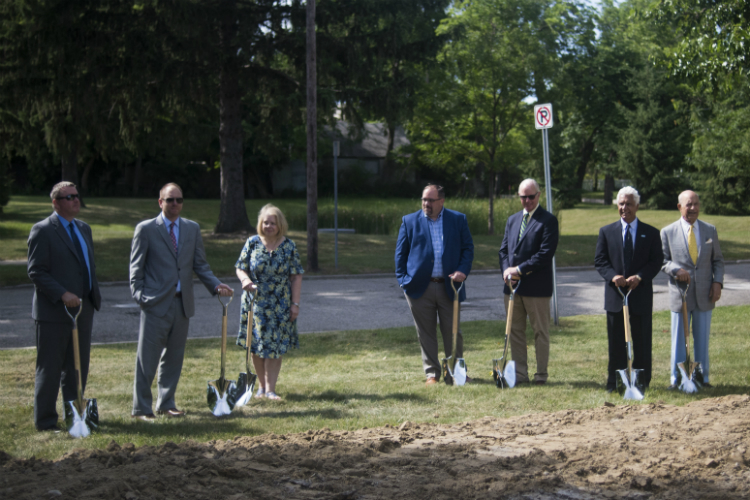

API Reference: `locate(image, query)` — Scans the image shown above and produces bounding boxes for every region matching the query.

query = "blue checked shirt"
[426,208,444,278]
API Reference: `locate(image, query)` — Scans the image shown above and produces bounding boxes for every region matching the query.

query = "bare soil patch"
[3,395,750,499]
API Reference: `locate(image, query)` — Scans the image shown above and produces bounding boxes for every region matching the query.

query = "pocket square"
[640,234,646,238]
[706,238,712,244]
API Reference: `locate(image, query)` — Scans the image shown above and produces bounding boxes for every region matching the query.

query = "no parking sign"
[534,104,553,130]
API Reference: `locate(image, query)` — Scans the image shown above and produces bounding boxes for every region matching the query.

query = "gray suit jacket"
[27,213,102,323]
[129,215,221,318]
[661,219,724,312]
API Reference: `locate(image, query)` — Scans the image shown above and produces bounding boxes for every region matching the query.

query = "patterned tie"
[68,223,91,297]
[518,213,529,241]
[688,224,698,265]
[169,222,178,254]
[623,224,633,273]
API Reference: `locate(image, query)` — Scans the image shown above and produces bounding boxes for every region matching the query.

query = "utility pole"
[306,0,318,271]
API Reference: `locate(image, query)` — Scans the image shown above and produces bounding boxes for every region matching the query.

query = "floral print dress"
[235,235,304,358]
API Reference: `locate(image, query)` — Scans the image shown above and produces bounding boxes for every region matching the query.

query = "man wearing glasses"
[129,183,233,420]
[27,181,102,431]
[499,179,559,385]
[396,184,474,385]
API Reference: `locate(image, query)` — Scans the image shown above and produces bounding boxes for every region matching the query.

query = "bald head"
[677,190,700,224]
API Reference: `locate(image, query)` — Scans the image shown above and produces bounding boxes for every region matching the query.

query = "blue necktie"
[623,224,633,274]
[68,223,91,297]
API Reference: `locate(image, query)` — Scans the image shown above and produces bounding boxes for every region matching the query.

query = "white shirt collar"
[523,204,540,218]
[161,213,180,227]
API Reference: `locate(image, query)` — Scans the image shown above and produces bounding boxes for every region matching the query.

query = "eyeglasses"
[421,198,442,203]
[162,198,184,204]
[519,193,538,201]
[56,194,80,201]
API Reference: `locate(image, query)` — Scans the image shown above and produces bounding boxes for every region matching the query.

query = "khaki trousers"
[503,294,550,383]
[405,282,463,380]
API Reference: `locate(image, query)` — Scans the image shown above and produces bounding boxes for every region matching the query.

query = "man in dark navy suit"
[594,186,663,392]
[396,184,474,385]
[499,179,559,385]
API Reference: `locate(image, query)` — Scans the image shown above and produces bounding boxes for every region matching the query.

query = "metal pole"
[542,128,559,325]
[333,141,339,269]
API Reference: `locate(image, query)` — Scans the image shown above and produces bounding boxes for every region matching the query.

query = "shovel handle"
[65,304,85,407]
[679,282,693,372]
[449,278,465,372]
[244,287,258,369]
[218,294,232,382]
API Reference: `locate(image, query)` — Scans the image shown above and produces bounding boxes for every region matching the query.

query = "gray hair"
[519,178,540,193]
[50,181,76,200]
[617,186,640,205]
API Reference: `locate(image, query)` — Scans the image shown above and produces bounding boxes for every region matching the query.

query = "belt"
[175,292,182,298]
[430,277,445,283]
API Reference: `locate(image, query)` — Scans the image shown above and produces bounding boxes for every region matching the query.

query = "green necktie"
[519,213,529,241]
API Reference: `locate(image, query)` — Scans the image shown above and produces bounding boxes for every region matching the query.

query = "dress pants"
[670,309,712,384]
[34,296,94,430]
[405,281,463,380]
[132,296,189,415]
[504,294,550,384]
[606,310,652,389]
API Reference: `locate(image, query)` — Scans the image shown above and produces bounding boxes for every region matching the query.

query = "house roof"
[325,121,410,159]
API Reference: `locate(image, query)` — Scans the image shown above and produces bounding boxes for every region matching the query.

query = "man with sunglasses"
[396,184,474,385]
[129,183,233,420]
[499,179,559,385]
[27,181,102,431]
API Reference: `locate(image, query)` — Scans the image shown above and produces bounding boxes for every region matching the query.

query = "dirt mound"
[3,395,750,499]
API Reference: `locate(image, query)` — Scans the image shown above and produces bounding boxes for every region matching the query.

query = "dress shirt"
[162,213,181,292]
[620,217,638,250]
[425,208,444,278]
[55,213,92,289]
[679,217,701,250]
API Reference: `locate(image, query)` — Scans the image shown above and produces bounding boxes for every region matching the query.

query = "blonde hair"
[257,203,288,238]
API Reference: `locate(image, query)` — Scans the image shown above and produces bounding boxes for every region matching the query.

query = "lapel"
[632,219,645,263]
[610,221,624,272]
[419,211,435,259]
[673,219,694,267]
[155,215,178,261]
[52,214,81,262]
[696,219,711,262]
[517,210,538,247]
[177,217,186,257]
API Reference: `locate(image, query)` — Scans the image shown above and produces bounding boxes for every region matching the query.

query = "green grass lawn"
[1,306,748,460]
[1,196,748,286]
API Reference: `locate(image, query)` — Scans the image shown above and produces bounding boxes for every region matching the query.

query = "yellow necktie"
[688,224,698,265]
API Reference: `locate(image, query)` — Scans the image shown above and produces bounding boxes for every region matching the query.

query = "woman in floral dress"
[235,204,303,400]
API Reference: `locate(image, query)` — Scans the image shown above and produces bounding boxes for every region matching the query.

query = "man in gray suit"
[661,190,724,389]
[130,183,233,420]
[27,181,102,431]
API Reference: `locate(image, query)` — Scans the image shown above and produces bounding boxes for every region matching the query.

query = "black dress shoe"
[36,425,60,432]
[703,382,714,388]
[533,380,546,386]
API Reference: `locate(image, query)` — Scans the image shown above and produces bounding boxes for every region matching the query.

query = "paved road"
[2,263,749,349]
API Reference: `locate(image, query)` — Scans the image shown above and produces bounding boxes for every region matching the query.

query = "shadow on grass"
[284,390,429,404]
[100,417,264,437]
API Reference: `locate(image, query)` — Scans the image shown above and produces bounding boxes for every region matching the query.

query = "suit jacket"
[498,206,559,297]
[129,215,221,318]
[594,219,663,314]
[661,219,724,313]
[27,213,102,323]
[395,208,474,301]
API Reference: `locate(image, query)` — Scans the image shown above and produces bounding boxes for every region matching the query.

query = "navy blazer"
[395,208,474,301]
[499,206,559,297]
[594,219,663,314]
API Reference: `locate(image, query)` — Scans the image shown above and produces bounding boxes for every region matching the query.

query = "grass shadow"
[284,391,430,404]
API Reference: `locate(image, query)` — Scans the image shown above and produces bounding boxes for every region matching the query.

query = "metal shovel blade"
[453,358,467,386]
[233,371,257,408]
[207,379,238,417]
[64,398,99,438]
[676,362,704,394]
[493,359,516,389]
[441,356,454,386]
[616,368,644,400]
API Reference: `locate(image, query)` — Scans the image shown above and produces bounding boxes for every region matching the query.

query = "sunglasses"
[56,194,80,201]
[162,198,184,204]
[421,197,442,203]
[519,193,538,201]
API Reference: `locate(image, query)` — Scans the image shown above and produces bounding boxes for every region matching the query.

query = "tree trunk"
[306,0,319,271]
[61,148,79,185]
[381,120,397,182]
[80,157,95,196]
[133,156,142,197]
[603,174,614,206]
[487,170,495,236]
[214,4,252,234]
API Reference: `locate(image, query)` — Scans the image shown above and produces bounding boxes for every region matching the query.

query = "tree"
[306,0,319,271]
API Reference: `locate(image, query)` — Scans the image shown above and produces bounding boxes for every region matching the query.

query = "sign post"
[534,104,559,326]
[333,141,340,269]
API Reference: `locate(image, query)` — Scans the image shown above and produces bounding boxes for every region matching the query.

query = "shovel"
[615,286,644,400]
[675,281,704,393]
[63,303,99,438]
[493,278,520,389]
[233,284,259,407]
[441,278,467,386]
[207,294,238,417]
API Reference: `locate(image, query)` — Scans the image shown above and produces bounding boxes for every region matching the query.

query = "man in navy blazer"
[499,179,559,385]
[396,184,474,385]
[594,186,663,392]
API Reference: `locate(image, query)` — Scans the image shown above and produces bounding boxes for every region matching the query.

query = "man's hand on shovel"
[216,284,234,297]
[449,271,466,282]
[675,269,691,283]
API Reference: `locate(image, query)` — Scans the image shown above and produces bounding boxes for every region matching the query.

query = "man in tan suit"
[130,183,233,420]
[661,190,724,389]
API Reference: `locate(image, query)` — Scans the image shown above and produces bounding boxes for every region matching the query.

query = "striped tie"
[169,222,178,254]
[518,213,529,241]
[688,224,698,265]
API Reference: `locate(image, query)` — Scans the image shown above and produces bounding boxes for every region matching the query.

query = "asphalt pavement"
[2,263,749,349]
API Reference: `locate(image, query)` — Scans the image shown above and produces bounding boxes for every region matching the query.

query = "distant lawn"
[1,196,748,286]
[1,306,748,460]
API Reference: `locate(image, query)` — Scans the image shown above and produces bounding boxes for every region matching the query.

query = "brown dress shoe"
[425,377,438,386]
[157,408,185,418]
[132,413,157,421]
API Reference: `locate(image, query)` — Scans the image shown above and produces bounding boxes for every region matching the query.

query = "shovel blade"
[207,379,238,417]
[616,369,645,400]
[492,359,516,389]
[233,371,258,408]
[676,364,701,394]
[64,398,98,438]
[453,358,467,386]
[441,356,453,386]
